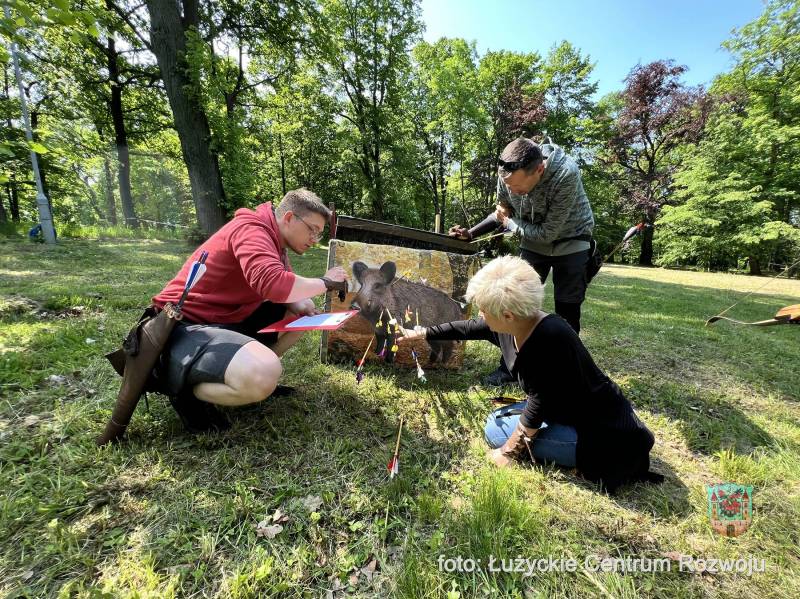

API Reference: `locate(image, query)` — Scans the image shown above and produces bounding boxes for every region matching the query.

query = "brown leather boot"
[491,422,537,467]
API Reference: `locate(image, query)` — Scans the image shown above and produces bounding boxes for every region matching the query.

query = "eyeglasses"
[497,156,537,172]
[295,213,324,242]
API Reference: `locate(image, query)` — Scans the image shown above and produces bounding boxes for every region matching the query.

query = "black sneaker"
[168,391,230,433]
[482,367,515,387]
[272,384,296,397]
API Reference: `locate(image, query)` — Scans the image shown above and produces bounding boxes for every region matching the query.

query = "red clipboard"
[258,310,359,333]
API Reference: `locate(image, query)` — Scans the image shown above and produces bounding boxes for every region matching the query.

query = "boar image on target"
[350,260,465,364]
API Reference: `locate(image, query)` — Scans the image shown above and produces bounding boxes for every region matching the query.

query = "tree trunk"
[3,67,15,224]
[29,109,52,214]
[747,255,762,276]
[146,0,227,236]
[96,124,118,225]
[106,24,138,227]
[0,186,7,223]
[638,222,654,266]
[8,173,19,221]
[103,154,118,225]
[278,133,287,196]
[372,141,384,220]
[430,173,440,233]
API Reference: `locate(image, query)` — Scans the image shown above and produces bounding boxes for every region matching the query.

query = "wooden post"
[320,202,338,364]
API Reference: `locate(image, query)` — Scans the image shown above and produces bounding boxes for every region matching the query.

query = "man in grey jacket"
[449,137,595,385]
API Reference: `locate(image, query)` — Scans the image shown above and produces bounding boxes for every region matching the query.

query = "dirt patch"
[0,296,43,317]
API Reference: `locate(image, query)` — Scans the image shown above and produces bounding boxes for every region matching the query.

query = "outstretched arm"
[399,319,497,343]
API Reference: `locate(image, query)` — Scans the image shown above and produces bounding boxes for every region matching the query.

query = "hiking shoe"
[168,391,230,433]
[272,384,296,397]
[482,367,515,386]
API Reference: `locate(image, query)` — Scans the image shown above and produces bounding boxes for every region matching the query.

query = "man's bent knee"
[238,357,281,403]
[224,341,283,404]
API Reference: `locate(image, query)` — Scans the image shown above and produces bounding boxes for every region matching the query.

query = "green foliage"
[657,168,796,269]
[660,0,800,271]
[2,0,797,272]
[539,41,598,152]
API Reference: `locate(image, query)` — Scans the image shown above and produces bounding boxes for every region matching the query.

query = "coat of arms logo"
[707,483,753,537]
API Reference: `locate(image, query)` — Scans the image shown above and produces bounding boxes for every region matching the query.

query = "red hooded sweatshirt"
[153,203,296,324]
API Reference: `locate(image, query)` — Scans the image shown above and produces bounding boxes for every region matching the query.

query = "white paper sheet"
[285,312,354,329]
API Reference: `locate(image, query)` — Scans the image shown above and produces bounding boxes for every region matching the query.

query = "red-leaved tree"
[606,60,712,265]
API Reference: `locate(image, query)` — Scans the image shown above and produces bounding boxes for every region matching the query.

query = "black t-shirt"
[426,314,655,490]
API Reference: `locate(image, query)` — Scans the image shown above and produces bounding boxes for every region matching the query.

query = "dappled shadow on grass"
[584,272,799,403]
[625,375,775,456]
[332,348,694,519]
[81,369,461,594]
[609,456,691,518]
[3,241,797,595]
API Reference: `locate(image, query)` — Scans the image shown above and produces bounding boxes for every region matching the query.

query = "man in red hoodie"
[152,188,347,432]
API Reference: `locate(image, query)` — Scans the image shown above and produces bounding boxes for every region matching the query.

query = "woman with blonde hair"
[400,256,661,493]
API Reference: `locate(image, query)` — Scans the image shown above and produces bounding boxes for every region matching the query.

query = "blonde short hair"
[465,256,544,318]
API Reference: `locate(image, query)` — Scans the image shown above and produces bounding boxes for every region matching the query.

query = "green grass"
[1,221,185,241]
[0,237,798,598]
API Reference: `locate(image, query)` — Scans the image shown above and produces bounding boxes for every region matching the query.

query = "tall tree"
[409,38,481,231]
[320,0,421,221]
[468,50,544,213]
[659,0,800,273]
[717,0,800,226]
[539,41,598,154]
[145,0,227,235]
[605,60,711,265]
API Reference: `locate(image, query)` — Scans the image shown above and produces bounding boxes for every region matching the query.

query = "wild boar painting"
[322,240,481,369]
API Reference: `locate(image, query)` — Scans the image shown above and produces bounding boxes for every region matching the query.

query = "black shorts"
[154,302,288,396]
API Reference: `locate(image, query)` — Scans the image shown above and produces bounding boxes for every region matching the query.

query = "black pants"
[520,248,590,334]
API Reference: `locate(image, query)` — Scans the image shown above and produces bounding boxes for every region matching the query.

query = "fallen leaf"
[360,556,378,581]
[21,570,34,581]
[348,572,359,586]
[272,508,289,524]
[661,551,683,561]
[255,520,283,539]
[300,494,323,512]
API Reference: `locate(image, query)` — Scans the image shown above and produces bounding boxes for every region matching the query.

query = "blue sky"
[420,0,766,97]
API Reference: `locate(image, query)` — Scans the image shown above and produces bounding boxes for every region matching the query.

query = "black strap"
[552,233,592,246]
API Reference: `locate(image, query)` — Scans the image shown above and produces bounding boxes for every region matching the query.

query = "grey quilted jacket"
[499,143,595,256]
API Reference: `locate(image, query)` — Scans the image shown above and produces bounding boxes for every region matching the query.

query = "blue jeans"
[484,401,577,468]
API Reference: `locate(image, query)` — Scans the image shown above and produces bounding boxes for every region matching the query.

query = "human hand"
[397,325,426,343]
[321,267,348,302]
[494,205,510,227]
[324,266,347,282]
[447,225,471,240]
[288,298,317,317]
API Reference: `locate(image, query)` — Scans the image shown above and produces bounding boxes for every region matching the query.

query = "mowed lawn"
[1,237,798,598]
